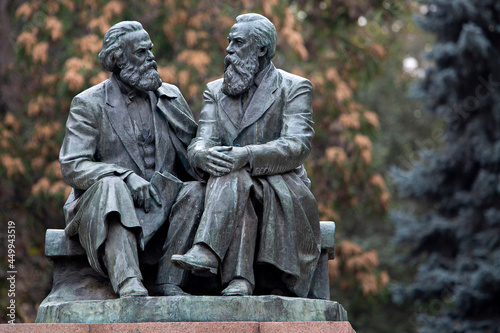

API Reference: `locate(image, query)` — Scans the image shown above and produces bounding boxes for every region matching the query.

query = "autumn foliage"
[330,240,389,297]
[0,0,395,323]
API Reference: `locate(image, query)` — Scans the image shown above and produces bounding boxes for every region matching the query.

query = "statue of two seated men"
[59,14,321,299]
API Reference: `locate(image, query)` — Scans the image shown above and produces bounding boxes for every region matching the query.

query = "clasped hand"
[194,146,249,177]
[124,173,162,213]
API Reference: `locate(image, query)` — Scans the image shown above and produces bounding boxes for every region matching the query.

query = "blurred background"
[1,0,499,332]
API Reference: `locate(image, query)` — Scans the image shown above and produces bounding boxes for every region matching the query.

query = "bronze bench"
[43,221,335,300]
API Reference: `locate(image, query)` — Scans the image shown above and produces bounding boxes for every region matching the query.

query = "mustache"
[224,55,232,68]
[141,60,157,73]
[224,55,247,74]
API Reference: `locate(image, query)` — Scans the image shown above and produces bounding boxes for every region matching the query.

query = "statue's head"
[98,21,162,91]
[222,14,277,96]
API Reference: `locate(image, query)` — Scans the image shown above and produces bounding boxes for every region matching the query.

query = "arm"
[188,85,235,177]
[157,84,200,180]
[59,94,133,190]
[159,84,198,148]
[188,85,221,161]
[246,78,314,176]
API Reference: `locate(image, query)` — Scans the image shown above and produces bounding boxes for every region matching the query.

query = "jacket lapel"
[220,94,242,129]
[238,65,279,132]
[104,76,145,174]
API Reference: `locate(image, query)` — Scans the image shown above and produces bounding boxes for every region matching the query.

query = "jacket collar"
[105,75,178,106]
[156,83,178,99]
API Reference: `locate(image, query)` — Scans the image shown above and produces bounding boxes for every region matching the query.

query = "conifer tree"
[392,1,500,331]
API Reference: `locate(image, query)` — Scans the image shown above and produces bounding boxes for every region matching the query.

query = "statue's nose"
[226,42,234,55]
[147,50,155,61]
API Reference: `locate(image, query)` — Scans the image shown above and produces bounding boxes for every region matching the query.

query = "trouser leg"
[76,176,142,278]
[220,199,258,287]
[103,215,143,293]
[193,169,253,261]
[220,177,263,287]
[192,169,262,287]
[156,181,205,286]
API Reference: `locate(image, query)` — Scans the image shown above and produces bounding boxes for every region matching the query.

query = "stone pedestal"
[35,224,351,327]
[36,295,347,323]
[0,322,356,332]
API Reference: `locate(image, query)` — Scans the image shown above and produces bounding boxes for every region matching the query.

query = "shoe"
[221,278,253,296]
[171,244,219,275]
[155,283,190,296]
[118,277,148,298]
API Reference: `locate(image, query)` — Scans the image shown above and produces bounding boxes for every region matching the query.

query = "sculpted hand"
[125,173,162,213]
[224,147,249,172]
[194,146,235,177]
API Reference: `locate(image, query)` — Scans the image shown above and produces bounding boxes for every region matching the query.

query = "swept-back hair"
[98,21,143,73]
[235,13,277,60]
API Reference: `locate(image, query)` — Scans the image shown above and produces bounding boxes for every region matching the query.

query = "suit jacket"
[60,75,198,230]
[188,64,320,297]
[188,63,314,178]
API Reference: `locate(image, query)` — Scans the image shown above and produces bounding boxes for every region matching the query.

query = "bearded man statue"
[59,21,204,298]
[172,13,321,298]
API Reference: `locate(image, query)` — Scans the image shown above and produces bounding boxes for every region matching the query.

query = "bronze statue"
[172,13,321,297]
[59,21,204,298]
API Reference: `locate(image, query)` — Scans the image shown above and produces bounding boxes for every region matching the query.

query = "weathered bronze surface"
[36,15,347,324]
[59,21,204,298]
[171,13,321,298]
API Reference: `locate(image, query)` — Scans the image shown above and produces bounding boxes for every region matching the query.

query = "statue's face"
[226,23,254,61]
[222,23,261,96]
[119,29,162,91]
[123,30,154,69]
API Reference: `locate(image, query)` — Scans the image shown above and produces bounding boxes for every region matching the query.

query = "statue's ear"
[258,46,267,58]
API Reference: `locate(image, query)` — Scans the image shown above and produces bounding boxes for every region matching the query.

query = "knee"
[92,176,132,204]
[170,181,205,223]
[226,168,249,179]
[174,181,205,213]
[210,168,250,185]
[181,181,206,201]
[96,176,129,192]
[207,170,252,196]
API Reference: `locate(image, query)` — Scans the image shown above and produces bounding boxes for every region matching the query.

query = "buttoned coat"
[188,64,321,297]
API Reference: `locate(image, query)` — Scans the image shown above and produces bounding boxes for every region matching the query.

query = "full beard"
[119,60,162,92]
[222,52,260,96]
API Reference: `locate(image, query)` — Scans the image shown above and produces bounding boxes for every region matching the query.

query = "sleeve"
[246,78,314,176]
[161,84,198,148]
[187,85,222,176]
[162,85,200,181]
[59,95,133,190]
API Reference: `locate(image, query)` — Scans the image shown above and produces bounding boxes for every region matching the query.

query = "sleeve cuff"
[245,146,254,172]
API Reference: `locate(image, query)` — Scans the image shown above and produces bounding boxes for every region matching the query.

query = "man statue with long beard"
[172,14,321,297]
[59,21,204,298]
